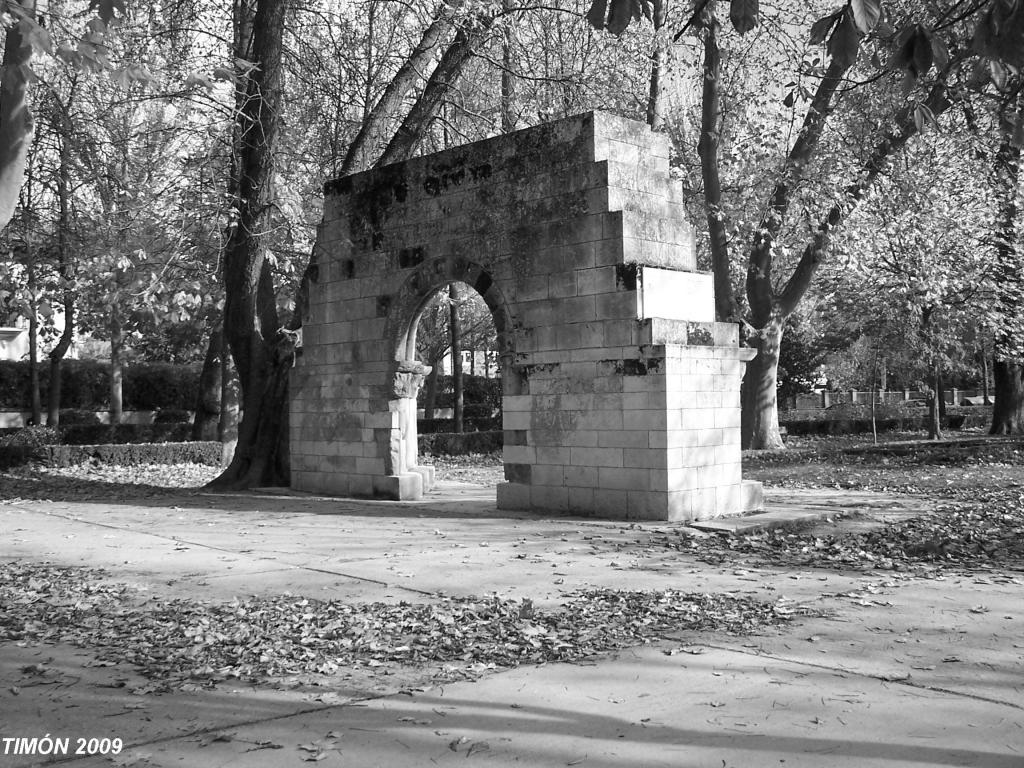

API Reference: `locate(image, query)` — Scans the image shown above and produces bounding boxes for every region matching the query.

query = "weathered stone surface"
[291,111,761,519]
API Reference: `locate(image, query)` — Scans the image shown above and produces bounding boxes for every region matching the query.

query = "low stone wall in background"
[779,407,991,436]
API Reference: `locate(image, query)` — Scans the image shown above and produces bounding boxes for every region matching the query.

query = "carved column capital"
[391,360,432,399]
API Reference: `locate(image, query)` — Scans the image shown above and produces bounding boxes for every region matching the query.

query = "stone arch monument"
[289,111,762,521]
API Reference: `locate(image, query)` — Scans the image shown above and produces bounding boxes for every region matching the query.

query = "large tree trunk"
[218,273,289,486]
[741,313,785,450]
[646,0,667,130]
[378,15,497,166]
[991,361,1024,434]
[341,2,462,175]
[46,126,75,427]
[217,1,494,488]
[500,0,515,132]
[26,244,42,425]
[927,363,943,441]
[990,93,1023,435]
[449,283,464,433]
[109,308,123,425]
[210,0,288,489]
[0,0,35,233]
[192,324,223,441]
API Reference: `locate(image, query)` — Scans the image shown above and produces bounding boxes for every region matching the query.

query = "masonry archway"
[290,112,761,521]
[390,256,516,369]
[390,258,518,492]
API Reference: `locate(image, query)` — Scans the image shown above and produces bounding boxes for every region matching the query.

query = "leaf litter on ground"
[0,462,221,502]
[675,437,1024,573]
[425,452,503,485]
[0,561,804,691]
[651,490,1024,573]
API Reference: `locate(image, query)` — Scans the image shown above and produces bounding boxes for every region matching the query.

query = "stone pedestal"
[496,317,759,521]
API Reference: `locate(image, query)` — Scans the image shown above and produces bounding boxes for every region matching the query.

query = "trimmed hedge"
[59,408,103,425]
[418,430,503,455]
[125,364,200,410]
[154,408,193,424]
[0,360,200,410]
[421,374,502,411]
[419,416,502,434]
[780,414,967,436]
[0,441,222,469]
[0,423,193,445]
[60,423,193,445]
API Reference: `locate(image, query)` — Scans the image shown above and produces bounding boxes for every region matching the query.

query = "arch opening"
[398,274,516,496]
[369,257,521,501]
[413,282,500,423]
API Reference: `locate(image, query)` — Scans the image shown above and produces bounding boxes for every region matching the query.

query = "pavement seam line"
[34,691,394,765]
[701,642,1024,711]
[16,504,438,599]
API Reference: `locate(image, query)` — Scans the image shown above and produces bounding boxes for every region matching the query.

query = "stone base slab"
[742,479,764,513]
[372,472,424,501]
[498,479,763,523]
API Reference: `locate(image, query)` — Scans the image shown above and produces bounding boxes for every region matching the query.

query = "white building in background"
[0,326,27,361]
[435,349,499,377]
[0,300,81,362]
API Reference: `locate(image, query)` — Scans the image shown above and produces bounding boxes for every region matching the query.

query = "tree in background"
[989,84,1024,434]
[589,0,1024,448]
[212,0,658,487]
[211,0,492,487]
[827,130,998,439]
[0,0,136,233]
[0,0,36,233]
[5,0,1023,477]
[414,283,499,421]
[1,0,662,478]
[775,310,848,407]
[1,0,233,424]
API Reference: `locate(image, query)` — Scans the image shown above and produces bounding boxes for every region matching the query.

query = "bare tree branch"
[377,12,498,167]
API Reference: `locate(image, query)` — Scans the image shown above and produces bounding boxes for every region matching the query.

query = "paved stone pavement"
[1,482,1022,767]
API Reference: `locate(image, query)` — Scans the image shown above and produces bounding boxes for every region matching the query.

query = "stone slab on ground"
[690,489,925,534]
[690,507,840,533]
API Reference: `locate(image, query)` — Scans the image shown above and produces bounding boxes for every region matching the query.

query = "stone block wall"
[497,318,755,521]
[290,111,761,521]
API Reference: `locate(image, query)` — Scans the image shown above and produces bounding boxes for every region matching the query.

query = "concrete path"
[1,482,1022,767]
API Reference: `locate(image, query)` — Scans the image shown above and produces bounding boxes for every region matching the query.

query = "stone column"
[381,360,435,499]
